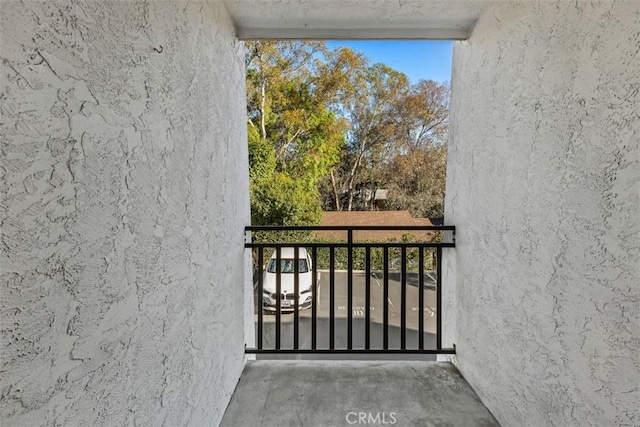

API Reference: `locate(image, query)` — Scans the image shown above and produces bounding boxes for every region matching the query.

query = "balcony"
[3,1,638,425]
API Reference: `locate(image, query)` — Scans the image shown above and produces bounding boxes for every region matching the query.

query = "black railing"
[244,225,456,355]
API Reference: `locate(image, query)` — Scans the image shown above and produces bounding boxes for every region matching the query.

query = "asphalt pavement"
[253,270,439,360]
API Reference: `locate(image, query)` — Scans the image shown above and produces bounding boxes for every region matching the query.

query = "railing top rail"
[245,225,455,231]
[245,242,455,248]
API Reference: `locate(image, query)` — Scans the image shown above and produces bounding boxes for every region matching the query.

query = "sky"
[325,40,453,85]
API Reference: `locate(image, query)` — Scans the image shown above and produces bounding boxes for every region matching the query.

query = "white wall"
[0,1,251,425]
[444,1,640,426]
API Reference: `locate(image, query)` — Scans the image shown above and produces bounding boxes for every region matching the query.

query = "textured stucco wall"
[444,1,640,426]
[1,1,251,425]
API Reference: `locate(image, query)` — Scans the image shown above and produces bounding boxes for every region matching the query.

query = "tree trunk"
[345,147,366,211]
[330,170,341,211]
[260,79,266,140]
[369,181,377,211]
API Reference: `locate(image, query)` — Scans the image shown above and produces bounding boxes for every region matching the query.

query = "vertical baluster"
[275,247,281,350]
[418,246,425,350]
[383,246,389,350]
[311,246,317,350]
[436,246,442,350]
[401,246,407,350]
[294,246,299,350]
[329,246,335,350]
[257,246,264,350]
[365,246,371,350]
[347,230,353,350]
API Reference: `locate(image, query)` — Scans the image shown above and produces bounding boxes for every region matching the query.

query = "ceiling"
[221,0,496,40]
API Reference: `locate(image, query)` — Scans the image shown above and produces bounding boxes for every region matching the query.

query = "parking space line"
[371,272,398,313]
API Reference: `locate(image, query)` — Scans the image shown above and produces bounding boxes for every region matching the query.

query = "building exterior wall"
[444,1,640,426]
[1,1,250,425]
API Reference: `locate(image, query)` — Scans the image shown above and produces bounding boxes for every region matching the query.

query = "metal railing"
[244,225,456,355]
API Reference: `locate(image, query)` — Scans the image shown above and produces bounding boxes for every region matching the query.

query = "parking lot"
[253,270,439,359]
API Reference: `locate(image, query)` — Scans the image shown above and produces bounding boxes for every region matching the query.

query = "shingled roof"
[316,211,434,242]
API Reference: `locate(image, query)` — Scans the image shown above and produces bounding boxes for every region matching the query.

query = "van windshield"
[267,259,309,273]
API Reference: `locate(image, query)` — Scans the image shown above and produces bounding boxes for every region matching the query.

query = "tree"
[245,41,451,222]
[380,81,450,218]
[394,80,449,148]
[245,41,365,225]
[383,145,447,218]
[327,63,410,211]
[324,72,450,213]
[248,124,323,226]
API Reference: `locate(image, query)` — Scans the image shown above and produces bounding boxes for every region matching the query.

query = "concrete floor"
[221,361,499,427]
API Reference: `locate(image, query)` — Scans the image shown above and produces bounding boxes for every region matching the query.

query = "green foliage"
[251,233,437,272]
[250,172,321,227]
[249,126,322,228]
[248,129,275,180]
[246,41,355,226]
[311,240,436,272]
[245,41,451,223]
